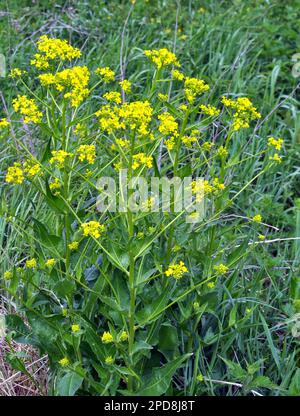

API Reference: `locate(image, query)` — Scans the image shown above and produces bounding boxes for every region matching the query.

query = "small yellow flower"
[132,153,153,170]
[213,263,229,275]
[95,67,115,82]
[199,104,220,117]
[9,68,25,78]
[4,271,13,280]
[50,150,71,167]
[202,141,214,151]
[71,324,80,333]
[246,308,252,314]
[0,118,9,128]
[269,153,282,163]
[49,178,61,191]
[59,357,70,367]
[120,331,128,342]
[25,258,37,269]
[5,163,24,185]
[68,241,79,251]
[258,234,265,241]
[193,302,200,310]
[23,160,41,178]
[144,48,180,69]
[12,95,42,123]
[207,281,216,289]
[158,112,178,136]
[105,356,114,365]
[81,221,105,239]
[165,261,188,279]
[197,373,204,382]
[268,137,284,151]
[103,91,122,104]
[217,146,228,158]
[252,214,262,223]
[101,331,113,344]
[45,258,56,268]
[77,145,96,164]
[119,79,131,93]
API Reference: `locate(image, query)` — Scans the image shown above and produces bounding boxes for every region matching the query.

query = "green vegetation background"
[1,0,300,395]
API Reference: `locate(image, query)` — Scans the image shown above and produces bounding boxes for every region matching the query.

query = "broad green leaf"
[137,354,192,396]
[57,371,84,396]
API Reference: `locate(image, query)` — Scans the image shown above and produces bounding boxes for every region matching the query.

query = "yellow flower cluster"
[59,357,70,366]
[9,68,26,78]
[31,35,81,69]
[23,160,41,178]
[49,178,61,191]
[26,258,37,269]
[252,214,262,223]
[213,263,229,275]
[200,104,220,117]
[50,150,71,167]
[4,271,13,280]
[12,95,42,123]
[182,135,197,148]
[120,331,128,342]
[172,69,185,81]
[0,118,9,128]
[132,152,153,170]
[268,137,283,151]
[71,324,80,333]
[103,91,122,104]
[144,48,180,68]
[101,331,113,344]
[202,141,214,151]
[119,79,131,93]
[45,258,56,267]
[96,105,122,134]
[184,77,210,103]
[165,261,188,279]
[39,66,90,107]
[68,241,79,251]
[158,112,178,135]
[119,101,153,135]
[221,96,261,131]
[81,221,105,238]
[5,163,24,185]
[217,146,228,158]
[111,139,130,152]
[190,178,225,202]
[5,159,41,185]
[105,356,114,365]
[95,67,115,82]
[165,136,176,150]
[77,144,96,164]
[269,153,282,163]
[96,101,153,136]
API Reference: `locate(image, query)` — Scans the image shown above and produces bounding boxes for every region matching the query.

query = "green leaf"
[221,357,247,380]
[137,354,192,396]
[259,312,281,371]
[5,314,35,344]
[250,375,277,390]
[33,219,62,250]
[247,359,264,375]
[289,369,300,396]
[57,371,84,396]
[158,324,179,360]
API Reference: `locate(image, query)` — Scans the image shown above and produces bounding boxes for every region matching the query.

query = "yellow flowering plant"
[1,35,283,396]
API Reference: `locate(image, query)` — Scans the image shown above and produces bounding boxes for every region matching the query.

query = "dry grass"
[0,295,48,396]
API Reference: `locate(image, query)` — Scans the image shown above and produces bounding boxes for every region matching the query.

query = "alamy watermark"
[96,170,205,223]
